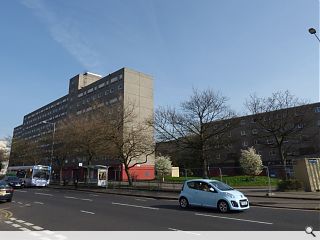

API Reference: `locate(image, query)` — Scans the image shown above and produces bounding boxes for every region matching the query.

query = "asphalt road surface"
[0,187,319,231]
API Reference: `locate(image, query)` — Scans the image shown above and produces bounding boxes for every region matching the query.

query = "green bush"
[277,180,303,191]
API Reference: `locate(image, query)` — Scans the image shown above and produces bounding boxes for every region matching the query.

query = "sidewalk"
[48,184,320,211]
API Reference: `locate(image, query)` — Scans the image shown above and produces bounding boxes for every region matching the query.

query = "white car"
[179,179,250,213]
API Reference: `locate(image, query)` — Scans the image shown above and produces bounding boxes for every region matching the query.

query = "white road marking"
[32,225,44,230]
[17,202,23,204]
[195,213,273,225]
[23,222,34,226]
[34,201,44,205]
[64,196,79,200]
[251,205,320,212]
[12,200,16,203]
[16,219,25,223]
[135,198,147,202]
[35,193,53,196]
[112,202,159,210]
[168,228,201,236]
[81,198,93,201]
[80,210,95,215]
[12,223,22,228]
[25,203,31,207]
[14,190,27,193]
[90,194,100,197]
[4,221,13,224]
[9,217,16,221]
[19,227,30,231]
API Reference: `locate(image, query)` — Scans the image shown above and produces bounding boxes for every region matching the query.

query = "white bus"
[6,165,51,187]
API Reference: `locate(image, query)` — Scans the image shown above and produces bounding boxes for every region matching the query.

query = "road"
[0,187,319,231]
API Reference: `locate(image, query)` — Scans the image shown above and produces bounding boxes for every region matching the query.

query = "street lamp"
[42,121,56,170]
[308,27,320,42]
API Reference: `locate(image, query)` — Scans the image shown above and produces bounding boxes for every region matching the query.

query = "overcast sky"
[0,0,319,139]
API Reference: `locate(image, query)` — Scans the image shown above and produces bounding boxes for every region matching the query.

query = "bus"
[6,165,51,187]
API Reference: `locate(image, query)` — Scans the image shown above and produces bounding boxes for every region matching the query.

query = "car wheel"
[7,198,12,202]
[179,197,189,209]
[218,200,229,213]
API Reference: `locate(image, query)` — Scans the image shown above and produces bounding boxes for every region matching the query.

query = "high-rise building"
[11,67,155,181]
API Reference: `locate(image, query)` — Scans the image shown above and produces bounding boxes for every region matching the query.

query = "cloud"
[21,0,101,70]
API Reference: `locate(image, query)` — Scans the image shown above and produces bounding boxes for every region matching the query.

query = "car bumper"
[0,193,13,201]
[228,198,250,210]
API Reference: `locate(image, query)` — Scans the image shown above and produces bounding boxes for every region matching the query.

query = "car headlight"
[225,193,235,199]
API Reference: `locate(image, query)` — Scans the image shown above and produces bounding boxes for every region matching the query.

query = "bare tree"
[58,114,104,183]
[10,137,43,165]
[96,103,155,186]
[245,90,310,167]
[154,88,235,178]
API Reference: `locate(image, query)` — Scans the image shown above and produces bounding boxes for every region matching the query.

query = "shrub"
[277,180,303,191]
[239,147,263,176]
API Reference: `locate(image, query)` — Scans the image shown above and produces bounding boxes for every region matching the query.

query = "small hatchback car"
[179,179,249,213]
[0,180,14,202]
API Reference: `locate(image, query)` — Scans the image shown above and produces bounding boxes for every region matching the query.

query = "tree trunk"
[124,165,133,186]
[201,143,208,179]
[278,144,287,180]
[202,157,208,179]
[59,166,63,185]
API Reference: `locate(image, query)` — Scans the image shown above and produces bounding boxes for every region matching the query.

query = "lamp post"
[308,28,320,43]
[42,121,56,171]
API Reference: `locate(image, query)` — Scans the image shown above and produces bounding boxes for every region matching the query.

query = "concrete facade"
[11,67,155,180]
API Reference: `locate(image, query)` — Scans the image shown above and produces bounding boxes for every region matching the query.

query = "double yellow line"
[0,208,13,219]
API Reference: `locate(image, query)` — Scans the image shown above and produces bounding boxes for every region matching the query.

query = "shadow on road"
[150,204,244,215]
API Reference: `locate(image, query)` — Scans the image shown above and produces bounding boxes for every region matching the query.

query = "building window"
[267,139,274,145]
[98,83,105,88]
[242,141,248,147]
[118,84,122,90]
[241,130,246,136]
[110,76,118,83]
[252,129,258,135]
[216,154,220,160]
[297,123,304,129]
[240,119,246,125]
[110,88,114,93]
[269,150,276,156]
[314,107,320,113]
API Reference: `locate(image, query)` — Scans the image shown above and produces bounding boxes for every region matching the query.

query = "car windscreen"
[209,181,233,191]
[8,176,19,181]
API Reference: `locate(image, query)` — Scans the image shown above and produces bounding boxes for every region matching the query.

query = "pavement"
[47,184,320,211]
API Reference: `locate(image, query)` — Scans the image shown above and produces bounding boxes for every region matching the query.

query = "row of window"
[77,75,123,98]
[25,98,68,120]
[24,104,68,125]
[76,97,120,115]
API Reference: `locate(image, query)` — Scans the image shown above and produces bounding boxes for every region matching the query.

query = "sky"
[0,0,319,139]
